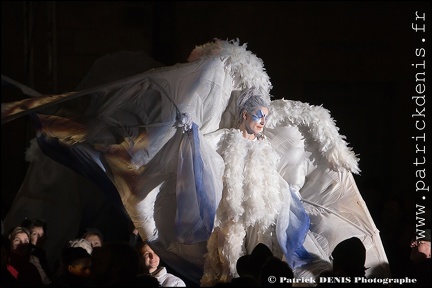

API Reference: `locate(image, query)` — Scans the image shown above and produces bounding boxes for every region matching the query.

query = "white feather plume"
[267,99,360,174]
[188,38,272,97]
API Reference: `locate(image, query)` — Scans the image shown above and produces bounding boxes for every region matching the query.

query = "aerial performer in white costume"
[200,88,315,286]
[2,39,391,286]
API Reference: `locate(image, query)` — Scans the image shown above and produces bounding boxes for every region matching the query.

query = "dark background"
[2,0,431,279]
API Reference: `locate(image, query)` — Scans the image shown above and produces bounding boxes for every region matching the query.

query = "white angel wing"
[266,99,390,278]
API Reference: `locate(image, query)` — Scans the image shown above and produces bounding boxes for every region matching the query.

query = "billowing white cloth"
[1,39,390,286]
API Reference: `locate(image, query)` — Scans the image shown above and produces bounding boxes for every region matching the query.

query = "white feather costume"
[201,129,285,285]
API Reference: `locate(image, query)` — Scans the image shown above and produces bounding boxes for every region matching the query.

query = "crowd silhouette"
[1,218,430,287]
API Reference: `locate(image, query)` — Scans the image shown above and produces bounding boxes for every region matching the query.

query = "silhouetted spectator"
[317,237,373,287]
[331,237,367,277]
[235,243,273,284]
[49,246,92,287]
[90,241,141,287]
[1,235,11,287]
[1,226,43,287]
[259,256,293,287]
[129,228,143,247]
[21,218,52,285]
[81,228,104,248]
[407,229,431,287]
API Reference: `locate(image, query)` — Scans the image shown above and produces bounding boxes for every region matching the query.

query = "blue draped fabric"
[277,185,314,269]
[33,106,218,246]
[31,113,130,220]
[175,123,216,244]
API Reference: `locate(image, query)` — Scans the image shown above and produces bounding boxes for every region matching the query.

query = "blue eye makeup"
[251,110,268,122]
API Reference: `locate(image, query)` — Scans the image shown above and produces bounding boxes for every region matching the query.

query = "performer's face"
[141,244,160,271]
[244,106,269,135]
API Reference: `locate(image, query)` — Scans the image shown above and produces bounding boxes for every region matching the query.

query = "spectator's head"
[410,229,431,264]
[8,226,31,257]
[331,237,366,277]
[21,218,47,247]
[82,228,104,248]
[68,238,93,255]
[139,243,160,274]
[236,243,273,279]
[91,241,140,286]
[62,246,92,278]
[259,256,293,287]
